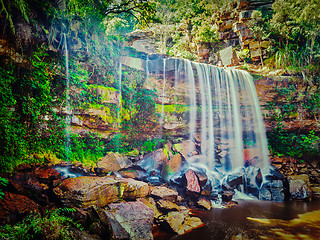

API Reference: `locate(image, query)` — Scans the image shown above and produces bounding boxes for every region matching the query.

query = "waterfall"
[63,33,71,161]
[159,59,166,137]
[117,61,122,131]
[149,58,269,172]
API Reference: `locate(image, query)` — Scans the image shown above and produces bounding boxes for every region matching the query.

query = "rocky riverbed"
[1,141,319,239]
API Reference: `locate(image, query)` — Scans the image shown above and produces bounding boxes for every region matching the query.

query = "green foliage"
[0,0,29,34]
[265,85,298,121]
[0,177,8,199]
[303,92,320,120]
[0,208,82,240]
[140,138,165,154]
[269,125,320,159]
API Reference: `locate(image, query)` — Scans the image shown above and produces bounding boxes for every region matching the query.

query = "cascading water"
[63,33,71,161]
[159,59,166,137]
[117,61,122,131]
[146,57,269,177]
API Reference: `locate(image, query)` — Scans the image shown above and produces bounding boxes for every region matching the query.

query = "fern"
[0,0,29,34]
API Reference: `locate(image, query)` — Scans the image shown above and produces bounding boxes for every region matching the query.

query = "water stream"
[147,58,269,173]
[63,33,71,161]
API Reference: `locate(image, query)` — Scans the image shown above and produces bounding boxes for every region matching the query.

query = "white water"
[159,59,166,137]
[63,34,71,161]
[117,61,122,131]
[146,58,269,172]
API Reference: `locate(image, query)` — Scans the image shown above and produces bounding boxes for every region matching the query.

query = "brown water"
[154,199,320,240]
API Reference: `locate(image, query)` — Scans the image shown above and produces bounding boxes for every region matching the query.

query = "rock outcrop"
[53,176,150,208]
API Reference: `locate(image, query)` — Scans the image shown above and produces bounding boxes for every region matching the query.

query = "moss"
[87,103,115,124]
[173,143,183,153]
[155,104,189,114]
[89,84,118,102]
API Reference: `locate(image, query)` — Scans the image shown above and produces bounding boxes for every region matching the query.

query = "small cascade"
[117,61,122,131]
[63,33,71,161]
[159,59,166,137]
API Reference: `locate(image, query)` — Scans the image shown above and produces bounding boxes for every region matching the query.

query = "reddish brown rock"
[159,211,204,235]
[185,169,201,194]
[104,201,154,240]
[138,197,162,218]
[288,175,312,200]
[197,198,212,210]
[151,186,179,202]
[156,199,180,213]
[34,167,61,184]
[120,177,150,200]
[96,152,133,173]
[222,191,234,202]
[137,148,168,172]
[53,176,149,208]
[0,192,40,224]
[167,154,183,174]
[173,140,196,159]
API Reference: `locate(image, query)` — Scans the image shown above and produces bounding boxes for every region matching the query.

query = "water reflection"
[155,199,320,240]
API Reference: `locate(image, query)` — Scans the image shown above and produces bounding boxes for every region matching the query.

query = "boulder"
[138,197,162,218]
[0,192,40,224]
[219,46,240,67]
[120,177,150,200]
[222,191,234,202]
[137,149,168,173]
[167,154,183,176]
[173,140,196,159]
[8,172,50,205]
[185,169,201,194]
[96,152,133,174]
[53,176,149,208]
[197,198,212,210]
[259,180,285,202]
[150,186,178,202]
[288,175,312,200]
[34,167,61,184]
[156,199,180,213]
[104,201,154,240]
[159,211,204,235]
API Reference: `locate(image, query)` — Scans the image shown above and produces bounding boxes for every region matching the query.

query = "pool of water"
[154,198,320,240]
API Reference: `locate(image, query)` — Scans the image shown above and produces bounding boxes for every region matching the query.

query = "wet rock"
[104,201,154,240]
[288,174,312,200]
[166,154,183,177]
[120,177,150,200]
[159,211,204,235]
[226,168,245,189]
[34,167,61,184]
[0,192,40,224]
[151,186,178,202]
[118,167,147,180]
[185,169,201,194]
[311,185,320,198]
[96,152,133,174]
[138,197,162,218]
[8,172,50,205]
[53,176,149,208]
[137,149,168,173]
[193,169,208,187]
[156,199,180,213]
[173,140,196,159]
[54,176,121,208]
[259,180,285,202]
[197,198,212,210]
[222,191,234,202]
